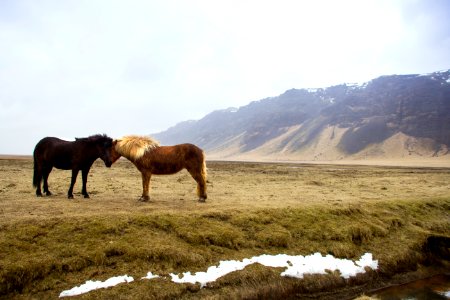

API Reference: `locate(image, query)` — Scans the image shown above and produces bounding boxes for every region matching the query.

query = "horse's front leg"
[68,169,79,199]
[139,171,152,202]
[81,168,90,198]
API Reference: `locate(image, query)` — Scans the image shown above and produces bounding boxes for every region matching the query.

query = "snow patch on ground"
[59,275,134,297]
[171,252,377,287]
[141,272,160,280]
[60,253,377,297]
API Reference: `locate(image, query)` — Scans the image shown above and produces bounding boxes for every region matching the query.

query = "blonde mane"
[115,135,160,161]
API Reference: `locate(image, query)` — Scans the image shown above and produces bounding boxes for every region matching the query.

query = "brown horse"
[110,135,207,202]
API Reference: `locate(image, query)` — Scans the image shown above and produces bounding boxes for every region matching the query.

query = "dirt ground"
[1,157,450,223]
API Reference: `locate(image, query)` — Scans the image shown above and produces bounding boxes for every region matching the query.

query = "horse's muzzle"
[105,161,112,168]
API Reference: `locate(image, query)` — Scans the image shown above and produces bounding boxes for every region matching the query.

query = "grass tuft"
[255,224,292,248]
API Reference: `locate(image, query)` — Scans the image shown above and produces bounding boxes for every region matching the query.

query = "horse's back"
[34,137,71,154]
[33,137,75,169]
[157,143,204,161]
[144,143,204,174]
[180,143,204,160]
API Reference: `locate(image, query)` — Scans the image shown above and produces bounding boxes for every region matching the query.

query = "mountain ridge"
[153,70,450,162]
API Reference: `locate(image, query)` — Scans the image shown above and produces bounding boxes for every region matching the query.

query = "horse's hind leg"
[42,166,53,196]
[187,168,207,202]
[33,160,43,197]
[196,178,207,202]
[35,175,43,197]
[35,186,43,197]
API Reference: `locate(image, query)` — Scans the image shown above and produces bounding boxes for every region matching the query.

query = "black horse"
[33,134,113,199]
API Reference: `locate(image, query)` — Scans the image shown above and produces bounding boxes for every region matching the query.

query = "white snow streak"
[59,253,378,297]
[59,275,134,297]
[141,272,160,280]
[171,252,377,287]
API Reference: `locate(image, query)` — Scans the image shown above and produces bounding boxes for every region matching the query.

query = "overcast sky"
[1,0,449,154]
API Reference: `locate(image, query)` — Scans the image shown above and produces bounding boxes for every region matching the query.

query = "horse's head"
[109,140,122,164]
[90,134,114,168]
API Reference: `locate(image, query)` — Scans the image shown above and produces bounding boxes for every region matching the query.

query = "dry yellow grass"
[0,157,449,299]
[2,158,449,221]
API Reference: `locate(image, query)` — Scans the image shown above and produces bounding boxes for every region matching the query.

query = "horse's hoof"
[36,193,43,197]
[198,197,206,203]
[84,195,90,199]
[68,195,74,199]
[139,196,150,202]
[45,191,52,196]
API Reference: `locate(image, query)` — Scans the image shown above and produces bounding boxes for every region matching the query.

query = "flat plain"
[0,157,449,299]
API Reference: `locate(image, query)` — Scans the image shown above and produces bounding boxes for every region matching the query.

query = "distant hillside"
[154,70,450,161]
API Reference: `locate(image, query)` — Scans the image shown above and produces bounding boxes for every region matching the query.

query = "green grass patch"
[1,197,449,298]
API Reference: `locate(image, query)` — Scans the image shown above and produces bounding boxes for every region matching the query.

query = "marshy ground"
[0,158,449,299]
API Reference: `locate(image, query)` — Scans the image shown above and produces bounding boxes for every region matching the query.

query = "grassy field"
[0,157,449,299]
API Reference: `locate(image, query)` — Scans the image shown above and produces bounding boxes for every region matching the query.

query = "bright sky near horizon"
[1,0,449,154]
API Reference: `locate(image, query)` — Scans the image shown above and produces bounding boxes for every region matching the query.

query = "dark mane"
[76,134,112,145]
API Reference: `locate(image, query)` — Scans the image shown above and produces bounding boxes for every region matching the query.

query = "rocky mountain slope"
[154,70,450,161]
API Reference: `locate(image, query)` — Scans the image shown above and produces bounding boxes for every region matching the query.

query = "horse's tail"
[198,150,207,198]
[201,154,207,184]
[32,151,41,188]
